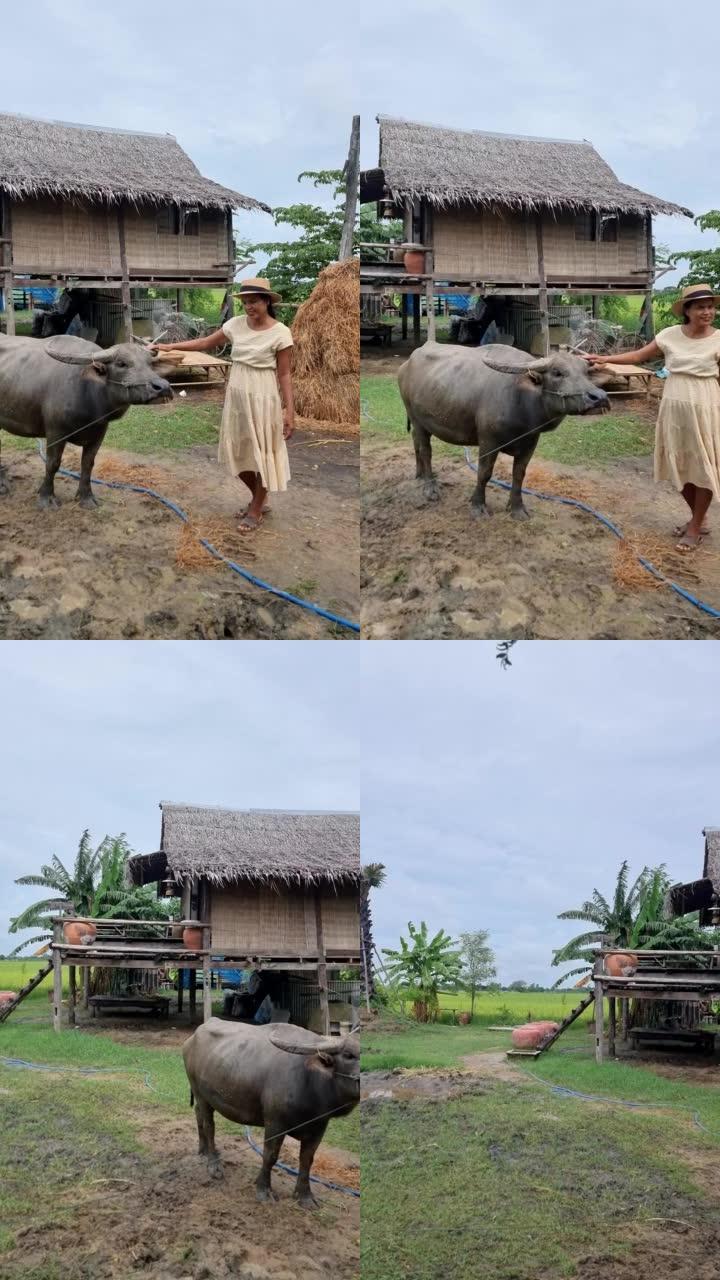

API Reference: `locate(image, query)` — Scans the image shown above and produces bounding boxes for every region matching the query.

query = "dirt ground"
[0,428,358,640]
[362,433,720,640]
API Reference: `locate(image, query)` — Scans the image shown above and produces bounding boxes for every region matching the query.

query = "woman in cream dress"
[155,278,295,532]
[587,283,720,551]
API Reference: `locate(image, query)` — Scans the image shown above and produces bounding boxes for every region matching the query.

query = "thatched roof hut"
[363,115,691,216]
[128,804,360,967]
[665,827,720,924]
[0,111,268,212]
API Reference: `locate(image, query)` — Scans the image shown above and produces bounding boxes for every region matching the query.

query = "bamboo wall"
[209,881,360,956]
[432,205,648,281]
[11,198,227,276]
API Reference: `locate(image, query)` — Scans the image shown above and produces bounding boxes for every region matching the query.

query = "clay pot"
[511,1020,559,1050]
[403,248,425,275]
[456,1011,471,1025]
[604,952,638,977]
[182,923,203,950]
[63,920,97,946]
[0,991,16,1006]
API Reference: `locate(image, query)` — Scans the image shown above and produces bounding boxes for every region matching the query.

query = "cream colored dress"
[654,324,720,497]
[218,315,293,491]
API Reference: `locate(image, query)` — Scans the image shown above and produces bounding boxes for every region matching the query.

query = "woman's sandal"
[675,532,704,553]
[238,512,263,533]
[673,522,709,537]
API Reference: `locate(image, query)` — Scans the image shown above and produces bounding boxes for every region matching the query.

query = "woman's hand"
[283,407,295,440]
[582,353,612,366]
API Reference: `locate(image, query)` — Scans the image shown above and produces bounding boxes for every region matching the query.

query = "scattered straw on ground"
[297,415,358,440]
[93,457,173,494]
[175,517,260,570]
[292,259,359,424]
[613,533,702,590]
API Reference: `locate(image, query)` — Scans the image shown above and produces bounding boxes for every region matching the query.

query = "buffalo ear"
[526,367,545,384]
[91,359,109,377]
[317,1051,335,1067]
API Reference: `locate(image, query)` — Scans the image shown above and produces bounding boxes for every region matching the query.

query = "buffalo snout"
[581,386,609,414]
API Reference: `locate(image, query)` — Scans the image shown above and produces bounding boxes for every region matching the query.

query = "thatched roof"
[703,827,720,884]
[0,112,269,212]
[664,826,720,918]
[368,115,691,217]
[127,803,360,888]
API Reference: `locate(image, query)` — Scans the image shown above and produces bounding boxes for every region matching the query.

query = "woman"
[586,283,720,551]
[155,278,295,532]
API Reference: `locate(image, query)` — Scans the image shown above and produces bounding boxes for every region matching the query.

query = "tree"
[382,921,463,1022]
[550,859,652,986]
[359,203,403,261]
[360,862,386,1005]
[458,929,497,1018]
[247,170,346,307]
[669,211,720,292]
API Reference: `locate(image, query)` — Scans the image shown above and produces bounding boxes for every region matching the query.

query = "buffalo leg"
[75,436,103,509]
[194,1097,223,1179]
[470,446,499,518]
[37,439,66,510]
[412,422,439,501]
[507,441,537,520]
[256,1128,284,1203]
[294,1126,326,1209]
[0,434,9,497]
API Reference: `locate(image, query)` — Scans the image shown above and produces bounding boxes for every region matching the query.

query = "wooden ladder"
[506,990,595,1058]
[0,959,53,1023]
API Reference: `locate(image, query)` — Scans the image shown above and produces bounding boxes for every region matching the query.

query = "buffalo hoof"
[75,492,100,509]
[0,469,10,497]
[294,1189,320,1209]
[508,506,530,521]
[470,503,491,519]
[37,493,61,510]
[422,482,440,503]
[207,1160,224,1181]
[256,1186,279,1203]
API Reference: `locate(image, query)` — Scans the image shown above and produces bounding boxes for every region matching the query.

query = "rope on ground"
[520,1066,719,1138]
[35,444,359,634]
[463,449,720,620]
[243,1126,360,1198]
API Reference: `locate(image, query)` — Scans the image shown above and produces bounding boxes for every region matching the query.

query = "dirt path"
[0,431,358,639]
[362,435,720,639]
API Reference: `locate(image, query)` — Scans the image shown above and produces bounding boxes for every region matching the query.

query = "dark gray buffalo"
[398,343,608,519]
[0,334,172,508]
[182,1019,360,1208]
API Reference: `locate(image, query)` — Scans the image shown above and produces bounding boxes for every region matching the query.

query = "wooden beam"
[339,115,360,261]
[52,948,63,1033]
[68,966,76,1026]
[314,890,330,1036]
[2,194,15,336]
[116,207,133,341]
[594,981,604,1063]
[535,215,550,356]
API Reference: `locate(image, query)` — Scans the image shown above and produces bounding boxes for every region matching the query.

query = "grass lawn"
[362,1015,720,1280]
[361,372,655,466]
[2,400,221,455]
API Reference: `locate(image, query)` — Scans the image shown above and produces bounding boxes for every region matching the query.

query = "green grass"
[2,400,221,455]
[361,372,655,466]
[362,1015,720,1280]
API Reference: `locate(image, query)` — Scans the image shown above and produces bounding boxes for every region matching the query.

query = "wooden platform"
[89,995,171,1019]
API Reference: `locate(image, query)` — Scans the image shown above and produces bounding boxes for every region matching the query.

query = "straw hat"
[234,276,282,303]
[671,283,720,316]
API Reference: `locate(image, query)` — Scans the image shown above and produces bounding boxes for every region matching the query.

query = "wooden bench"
[630,1026,716,1053]
[88,995,171,1019]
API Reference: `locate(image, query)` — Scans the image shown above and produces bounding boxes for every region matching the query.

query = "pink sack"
[511,1020,559,1049]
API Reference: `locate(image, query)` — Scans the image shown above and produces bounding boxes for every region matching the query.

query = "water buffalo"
[182,1019,360,1208]
[0,334,172,509]
[398,343,608,519]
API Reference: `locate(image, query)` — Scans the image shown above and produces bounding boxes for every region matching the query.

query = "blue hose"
[36,446,359,634]
[464,448,720,621]
[244,1126,360,1198]
[520,1066,718,1137]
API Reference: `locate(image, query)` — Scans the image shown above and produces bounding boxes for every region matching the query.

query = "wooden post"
[594,980,604,1063]
[177,971,184,1013]
[176,288,184,314]
[117,207,133,341]
[52,949,63,1032]
[608,996,616,1059]
[621,997,629,1041]
[82,966,90,1009]
[401,293,408,340]
[425,279,436,342]
[2,194,15,336]
[189,967,197,1020]
[339,115,360,261]
[642,213,655,342]
[314,890,330,1036]
[202,955,212,1022]
[535,214,550,356]
[412,294,421,344]
[220,209,235,326]
[68,966,76,1026]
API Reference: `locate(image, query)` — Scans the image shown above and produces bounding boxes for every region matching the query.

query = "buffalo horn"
[269,1031,346,1056]
[44,339,116,367]
[481,353,554,376]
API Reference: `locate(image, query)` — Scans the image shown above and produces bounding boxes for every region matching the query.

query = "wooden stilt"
[68,966,76,1026]
[202,956,212,1023]
[2,194,15,336]
[189,969,197,1020]
[82,966,90,1009]
[314,890,330,1036]
[594,981,604,1063]
[412,294,421,344]
[52,949,63,1032]
[177,971,184,1013]
[176,288,184,314]
[608,996,616,1059]
[425,279,436,342]
[117,207,133,341]
[401,294,408,340]
[535,215,550,356]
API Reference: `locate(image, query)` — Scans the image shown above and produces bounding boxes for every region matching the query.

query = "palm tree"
[360,862,386,1005]
[551,860,652,987]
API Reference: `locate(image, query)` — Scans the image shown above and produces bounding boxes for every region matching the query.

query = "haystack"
[291,259,359,429]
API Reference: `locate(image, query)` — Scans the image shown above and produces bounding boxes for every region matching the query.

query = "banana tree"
[382,921,462,1022]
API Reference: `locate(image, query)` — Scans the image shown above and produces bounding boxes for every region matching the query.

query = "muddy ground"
[362,1052,720,1280]
[362,433,720,639]
[0,428,358,640]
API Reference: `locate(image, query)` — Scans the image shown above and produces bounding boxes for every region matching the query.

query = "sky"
[361,641,720,988]
[4,0,719,280]
[0,642,359,956]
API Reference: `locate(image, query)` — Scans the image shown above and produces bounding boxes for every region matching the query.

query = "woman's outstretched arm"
[584,338,662,367]
[153,329,227,353]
